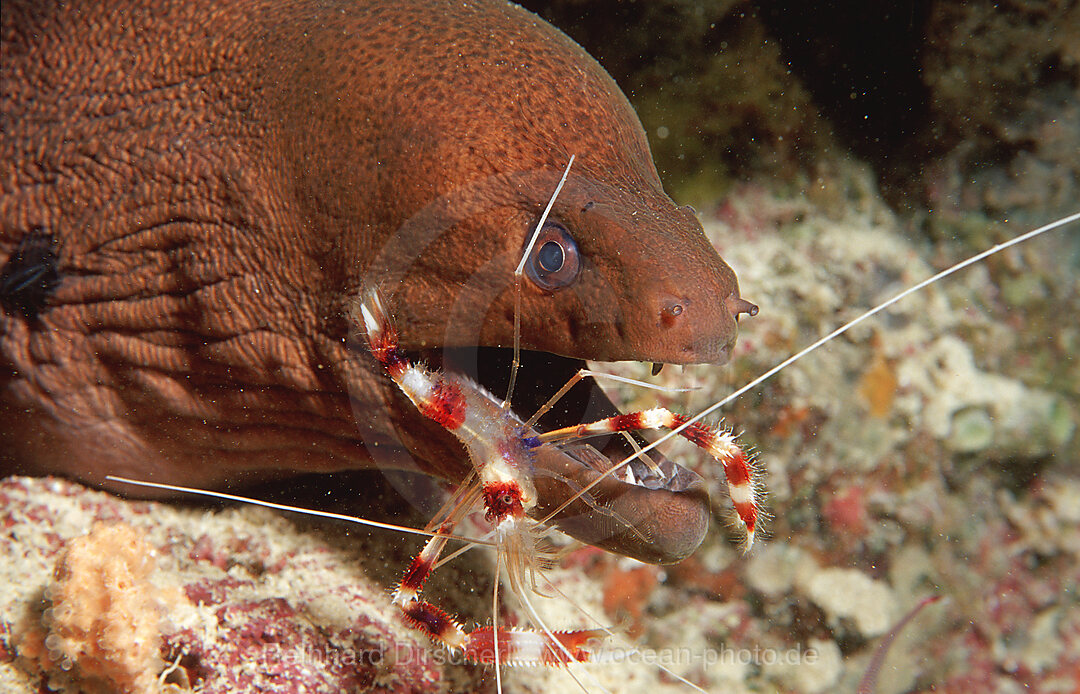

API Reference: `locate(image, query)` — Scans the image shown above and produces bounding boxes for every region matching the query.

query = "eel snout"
[634,210,759,367]
[531,188,758,368]
[651,285,760,366]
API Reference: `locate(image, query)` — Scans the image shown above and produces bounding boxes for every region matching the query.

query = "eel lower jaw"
[428,346,711,564]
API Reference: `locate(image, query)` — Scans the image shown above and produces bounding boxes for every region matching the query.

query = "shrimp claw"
[539,408,761,549]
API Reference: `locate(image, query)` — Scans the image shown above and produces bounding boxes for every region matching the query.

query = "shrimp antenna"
[104,476,496,547]
[538,212,1080,529]
[504,154,576,408]
[613,211,1080,467]
[528,565,711,694]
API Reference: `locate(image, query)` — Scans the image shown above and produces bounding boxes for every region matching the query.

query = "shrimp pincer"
[354,285,761,667]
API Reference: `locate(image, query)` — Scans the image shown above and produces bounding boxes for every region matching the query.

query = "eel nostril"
[660,300,684,328]
[727,295,759,320]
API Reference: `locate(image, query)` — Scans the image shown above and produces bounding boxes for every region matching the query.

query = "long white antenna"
[504,155,577,408]
[538,211,1080,526]
[105,476,496,546]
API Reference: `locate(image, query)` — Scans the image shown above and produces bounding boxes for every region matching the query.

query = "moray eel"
[0,0,756,563]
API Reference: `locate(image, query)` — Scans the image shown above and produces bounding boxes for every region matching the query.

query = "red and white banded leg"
[359,289,611,665]
[538,408,761,548]
[391,518,607,665]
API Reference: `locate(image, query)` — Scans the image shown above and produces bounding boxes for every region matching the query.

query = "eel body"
[1,0,753,562]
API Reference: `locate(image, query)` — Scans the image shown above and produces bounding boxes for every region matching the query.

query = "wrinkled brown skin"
[1,0,750,563]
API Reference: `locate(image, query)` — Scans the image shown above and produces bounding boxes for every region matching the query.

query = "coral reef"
[0,476,448,693]
[14,522,186,693]
[916,0,1080,224]
[599,166,1078,693]
[528,0,1080,228]
[523,0,835,202]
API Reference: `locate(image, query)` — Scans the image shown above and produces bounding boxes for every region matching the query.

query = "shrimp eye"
[524,221,580,291]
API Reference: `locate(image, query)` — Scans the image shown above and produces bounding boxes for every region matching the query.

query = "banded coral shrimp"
[6,167,1076,693]
[95,186,1078,694]
[93,155,754,693]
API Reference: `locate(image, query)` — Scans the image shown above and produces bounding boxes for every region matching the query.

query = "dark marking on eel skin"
[1,0,753,563]
[0,227,60,320]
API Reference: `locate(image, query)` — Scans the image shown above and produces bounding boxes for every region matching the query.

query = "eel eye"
[524,221,580,291]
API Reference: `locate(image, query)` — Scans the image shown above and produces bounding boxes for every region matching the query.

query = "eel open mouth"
[428,346,711,565]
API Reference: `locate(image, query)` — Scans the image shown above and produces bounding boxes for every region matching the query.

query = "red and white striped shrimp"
[109,207,1080,693]
[354,281,759,668]
[339,156,765,685]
